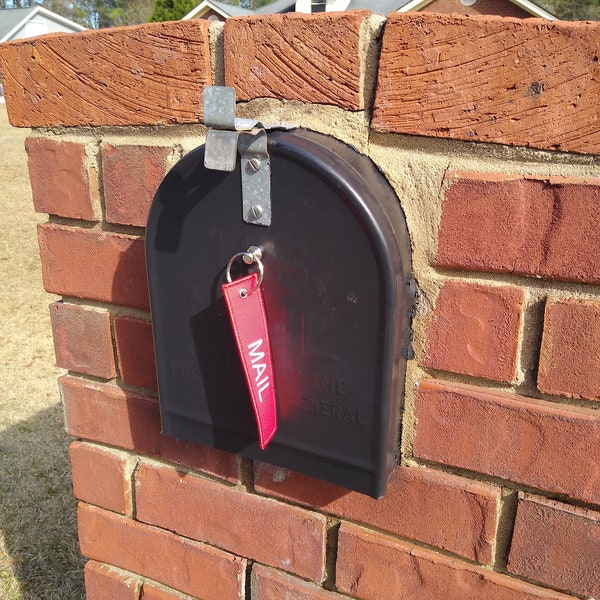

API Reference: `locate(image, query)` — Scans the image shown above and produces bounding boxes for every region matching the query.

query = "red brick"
[49,302,116,379]
[102,144,175,227]
[254,462,499,564]
[421,280,525,382]
[61,376,240,483]
[0,21,212,128]
[114,315,157,392]
[251,564,346,600]
[436,174,600,285]
[224,12,370,110]
[414,379,600,505]
[337,523,576,600]
[538,298,600,401]
[135,462,327,583]
[26,137,100,220]
[373,14,600,154]
[70,441,132,515]
[141,584,189,600]
[84,560,140,600]
[38,223,149,310]
[508,495,600,598]
[78,504,246,600]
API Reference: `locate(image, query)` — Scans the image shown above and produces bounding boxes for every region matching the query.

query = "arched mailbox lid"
[146,129,414,498]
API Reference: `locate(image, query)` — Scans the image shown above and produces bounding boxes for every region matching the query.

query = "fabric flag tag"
[222,272,277,449]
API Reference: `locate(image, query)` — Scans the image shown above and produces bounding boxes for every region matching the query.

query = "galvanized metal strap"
[203,86,271,227]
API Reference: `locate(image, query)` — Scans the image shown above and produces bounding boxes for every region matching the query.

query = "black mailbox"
[146,128,414,498]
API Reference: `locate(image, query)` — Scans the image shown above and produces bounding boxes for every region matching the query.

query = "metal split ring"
[225,246,264,297]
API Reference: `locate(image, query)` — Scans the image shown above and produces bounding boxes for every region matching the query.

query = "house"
[0,6,86,44]
[182,0,256,21]
[347,0,556,19]
[184,0,555,21]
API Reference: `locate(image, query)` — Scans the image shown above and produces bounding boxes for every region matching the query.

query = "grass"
[0,406,85,599]
[0,104,86,598]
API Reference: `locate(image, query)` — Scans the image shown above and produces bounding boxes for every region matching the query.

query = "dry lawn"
[0,103,85,599]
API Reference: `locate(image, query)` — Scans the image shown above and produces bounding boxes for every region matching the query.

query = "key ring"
[225,246,264,297]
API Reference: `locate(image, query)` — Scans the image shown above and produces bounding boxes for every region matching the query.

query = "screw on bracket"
[249,206,263,220]
[248,157,261,172]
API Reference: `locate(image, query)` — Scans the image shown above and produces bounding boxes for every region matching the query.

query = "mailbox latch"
[203,86,271,227]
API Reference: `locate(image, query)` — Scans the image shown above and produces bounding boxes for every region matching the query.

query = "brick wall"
[1,11,599,600]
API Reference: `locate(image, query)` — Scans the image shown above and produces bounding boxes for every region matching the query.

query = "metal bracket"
[203,86,271,227]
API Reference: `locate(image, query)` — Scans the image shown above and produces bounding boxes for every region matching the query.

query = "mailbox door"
[146,129,413,498]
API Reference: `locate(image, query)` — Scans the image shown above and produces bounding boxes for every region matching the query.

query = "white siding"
[12,14,79,40]
[295,0,351,12]
[23,18,47,37]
